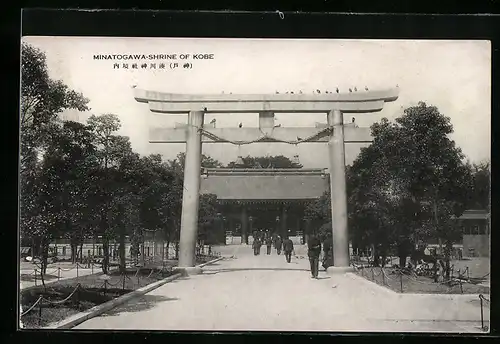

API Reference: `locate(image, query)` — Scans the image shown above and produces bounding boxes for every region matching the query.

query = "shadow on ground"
[202,267,312,274]
[102,294,180,317]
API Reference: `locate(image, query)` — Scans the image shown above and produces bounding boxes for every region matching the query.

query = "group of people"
[250,230,330,279]
[251,232,295,262]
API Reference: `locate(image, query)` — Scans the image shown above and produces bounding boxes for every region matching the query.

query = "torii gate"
[135,88,399,274]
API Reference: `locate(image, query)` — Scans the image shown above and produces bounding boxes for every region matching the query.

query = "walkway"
[75,245,489,333]
[20,262,97,290]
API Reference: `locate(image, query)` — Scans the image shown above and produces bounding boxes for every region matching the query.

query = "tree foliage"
[226,155,302,168]
[20,42,89,174]
[305,102,476,270]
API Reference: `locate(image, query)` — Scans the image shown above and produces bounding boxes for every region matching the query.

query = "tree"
[20,42,89,175]
[226,155,302,168]
[198,193,219,245]
[306,103,473,273]
[86,114,135,273]
[20,43,90,270]
[469,160,490,210]
[351,102,473,272]
[304,190,331,231]
[174,152,224,170]
[47,121,98,264]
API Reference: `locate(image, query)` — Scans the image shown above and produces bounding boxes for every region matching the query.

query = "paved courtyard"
[75,245,489,333]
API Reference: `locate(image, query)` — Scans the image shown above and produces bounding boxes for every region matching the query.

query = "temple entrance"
[216,199,307,244]
[201,167,327,246]
[135,88,399,270]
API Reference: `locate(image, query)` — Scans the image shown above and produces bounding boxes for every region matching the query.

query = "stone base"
[173,266,203,276]
[326,266,355,275]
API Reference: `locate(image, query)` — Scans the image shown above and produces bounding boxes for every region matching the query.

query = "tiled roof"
[200,172,329,200]
[456,210,489,220]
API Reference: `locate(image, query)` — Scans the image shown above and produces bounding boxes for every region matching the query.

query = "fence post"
[104,280,107,295]
[371,267,375,281]
[466,267,470,281]
[38,302,42,326]
[34,269,37,286]
[91,259,94,274]
[122,273,125,290]
[480,295,484,329]
[76,263,79,279]
[381,267,385,285]
[57,268,60,281]
[400,272,403,293]
[137,270,140,287]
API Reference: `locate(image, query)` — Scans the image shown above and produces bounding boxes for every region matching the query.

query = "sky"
[22,37,491,168]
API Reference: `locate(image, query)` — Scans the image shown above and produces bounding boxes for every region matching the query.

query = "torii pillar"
[327,109,350,272]
[178,111,204,269]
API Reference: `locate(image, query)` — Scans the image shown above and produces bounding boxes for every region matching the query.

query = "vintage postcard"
[19,36,491,333]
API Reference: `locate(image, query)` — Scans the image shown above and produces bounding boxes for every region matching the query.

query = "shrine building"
[200,167,329,245]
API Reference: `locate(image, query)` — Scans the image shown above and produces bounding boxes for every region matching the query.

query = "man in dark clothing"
[283,237,294,263]
[308,234,322,278]
[322,235,334,270]
[253,238,261,256]
[275,236,283,255]
[265,236,273,255]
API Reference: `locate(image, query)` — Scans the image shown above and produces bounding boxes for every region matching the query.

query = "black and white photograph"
[19,35,491,333]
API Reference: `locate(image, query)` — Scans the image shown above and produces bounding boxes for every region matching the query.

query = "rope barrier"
[58,265,77,272]
[146,269,155,279]
[44,268,59,275]
[21,296,43,317]
[103,277,124,287]
[199,127,333,146]
[479,294,490,303]
[371,267,383,277]
[479,294,490,331]
[41,284,81,305]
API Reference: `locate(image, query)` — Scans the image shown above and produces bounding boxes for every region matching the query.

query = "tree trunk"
[373,245,380,267]
[71,243,77,264]
[119,229,126,274]
[398,255,407,269]
[79,242,84,263]
[40,237,49,292]
[165,240,170,260]
[444,240,452,280]
[102,237,109,274]
[380,246,387,267]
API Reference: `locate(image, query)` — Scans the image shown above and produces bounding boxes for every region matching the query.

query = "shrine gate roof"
[200,168,329,201]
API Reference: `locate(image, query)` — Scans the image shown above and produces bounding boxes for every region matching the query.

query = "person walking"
[308,233,322,278]
[322,234,333,271]
[265,235,273,255]
[253,237,261,256]
[275,235,283,255]
[283,237,294,263]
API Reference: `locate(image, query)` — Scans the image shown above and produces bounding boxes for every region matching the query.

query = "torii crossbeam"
[135,88,399,274]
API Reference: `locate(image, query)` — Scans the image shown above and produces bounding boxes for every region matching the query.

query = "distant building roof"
[200,168,329,201]
[454,209,490,220]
